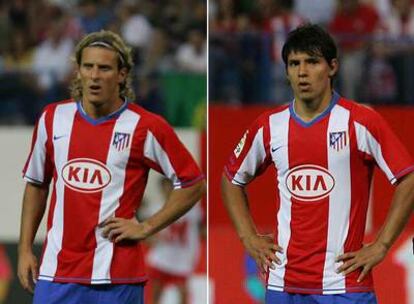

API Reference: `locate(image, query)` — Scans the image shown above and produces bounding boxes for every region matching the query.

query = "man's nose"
[90,66,100,79]
[298,62,308,76]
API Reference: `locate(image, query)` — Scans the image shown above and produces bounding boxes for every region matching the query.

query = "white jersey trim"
[144,130,182,189]
[354,121,395,183]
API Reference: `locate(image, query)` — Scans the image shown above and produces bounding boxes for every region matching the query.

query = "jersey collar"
[77,99,129,125]
[289,91,340,128]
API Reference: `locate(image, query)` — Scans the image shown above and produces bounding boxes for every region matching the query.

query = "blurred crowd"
[210,0,414,105]
[0,0,206,125]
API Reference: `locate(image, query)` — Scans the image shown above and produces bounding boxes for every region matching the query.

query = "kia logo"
[285,165,335,201]
[61,158,111,193]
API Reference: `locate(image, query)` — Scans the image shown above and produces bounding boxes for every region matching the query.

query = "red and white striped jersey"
[23,100,203,284]
[225,92,414,295]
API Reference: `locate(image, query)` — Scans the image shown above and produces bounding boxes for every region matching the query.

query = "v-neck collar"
[77,99,128,126]
[289,91,340,128]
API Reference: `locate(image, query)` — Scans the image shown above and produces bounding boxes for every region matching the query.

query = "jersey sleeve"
[224,114,272,186]
[354,107,414,184]
[22,110,53,185]
[143,116,204,189]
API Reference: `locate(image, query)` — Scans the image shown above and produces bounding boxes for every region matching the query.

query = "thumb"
[31,262,38,284]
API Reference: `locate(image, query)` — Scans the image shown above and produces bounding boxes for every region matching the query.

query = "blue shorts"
[33,280,144,304]
[265,290,377,304]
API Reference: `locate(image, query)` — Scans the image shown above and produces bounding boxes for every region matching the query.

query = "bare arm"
[221,176,282,274]
[102,180,206,242]
[337,172,414,281]
[18,182,48,293]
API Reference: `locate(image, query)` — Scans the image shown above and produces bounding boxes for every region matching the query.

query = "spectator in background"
[176,28,206,73]
[1,30,39,124]
[262,0,305,104]
[119,1,153,67]
[146,178,203,304]
[329,0,380,101]
[136,75,165,116]
[140,29,175,76]
[294,0,336,26]
[78,0,113,34]
[374,0,414,104]
[31,6,74,107]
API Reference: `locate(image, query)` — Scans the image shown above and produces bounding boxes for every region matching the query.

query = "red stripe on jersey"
[55,112,115,281]
[110,119,147,280]
[284,117,329,291]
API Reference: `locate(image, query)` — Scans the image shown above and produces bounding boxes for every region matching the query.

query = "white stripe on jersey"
[232,128,266,186]
[323,104,351,294]
[144,130,182,189]
[354,122,395,183]
[24,112,47,184]
[39,103,77,279]
[268,108,291,291]
[91,109,141,283]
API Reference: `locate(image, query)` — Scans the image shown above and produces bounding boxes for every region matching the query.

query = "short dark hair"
[281,23,337,67]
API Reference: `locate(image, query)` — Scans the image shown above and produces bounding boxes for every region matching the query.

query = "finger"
[336,260,354,273]
[262,255,274,270]
[357,266,370,283]
[109,227,124,239]
[18,271,29,291]
[102,223,122,237]
[271,244,283,253]
[336,252,355,262]
[100,217,120,227]
[114,233,127,243]
[260,260,268,274]
[31,262,38,284]
[342,263,361,276]
[267,252,281,265]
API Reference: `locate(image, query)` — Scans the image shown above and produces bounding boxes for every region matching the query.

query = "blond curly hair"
[70,30,135,101]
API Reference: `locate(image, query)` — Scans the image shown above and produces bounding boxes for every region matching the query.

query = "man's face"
[78,47,126,107]
[286,51,338,103]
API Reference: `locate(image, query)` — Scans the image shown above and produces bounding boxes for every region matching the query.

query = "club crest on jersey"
[62,158,112,193]
[329,131,347,151]
[234,131,248,158]
[285,165,335,201]
[113,132,131,151]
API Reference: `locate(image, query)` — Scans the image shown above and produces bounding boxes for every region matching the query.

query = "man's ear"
[118,67,127,84]
[329,58,339,77]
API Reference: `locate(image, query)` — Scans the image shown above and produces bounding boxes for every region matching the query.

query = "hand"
[336,242,388,282]
[101,217,150,243]
[17,250,38,294]
[242,233,283,275]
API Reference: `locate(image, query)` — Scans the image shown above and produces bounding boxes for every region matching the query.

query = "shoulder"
[127,102,172,131]
[252,105,290,128]
[337,98,383,125]
[39,99,75,118]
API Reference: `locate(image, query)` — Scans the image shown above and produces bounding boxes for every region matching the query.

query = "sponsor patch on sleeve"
[234,131,248,158]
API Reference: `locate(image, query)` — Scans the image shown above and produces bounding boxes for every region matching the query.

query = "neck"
[294,91,333,122]
[81,98,124,120]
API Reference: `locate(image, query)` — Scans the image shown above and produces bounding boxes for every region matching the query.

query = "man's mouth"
[89,85,101,94]
[299,82,311,91]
